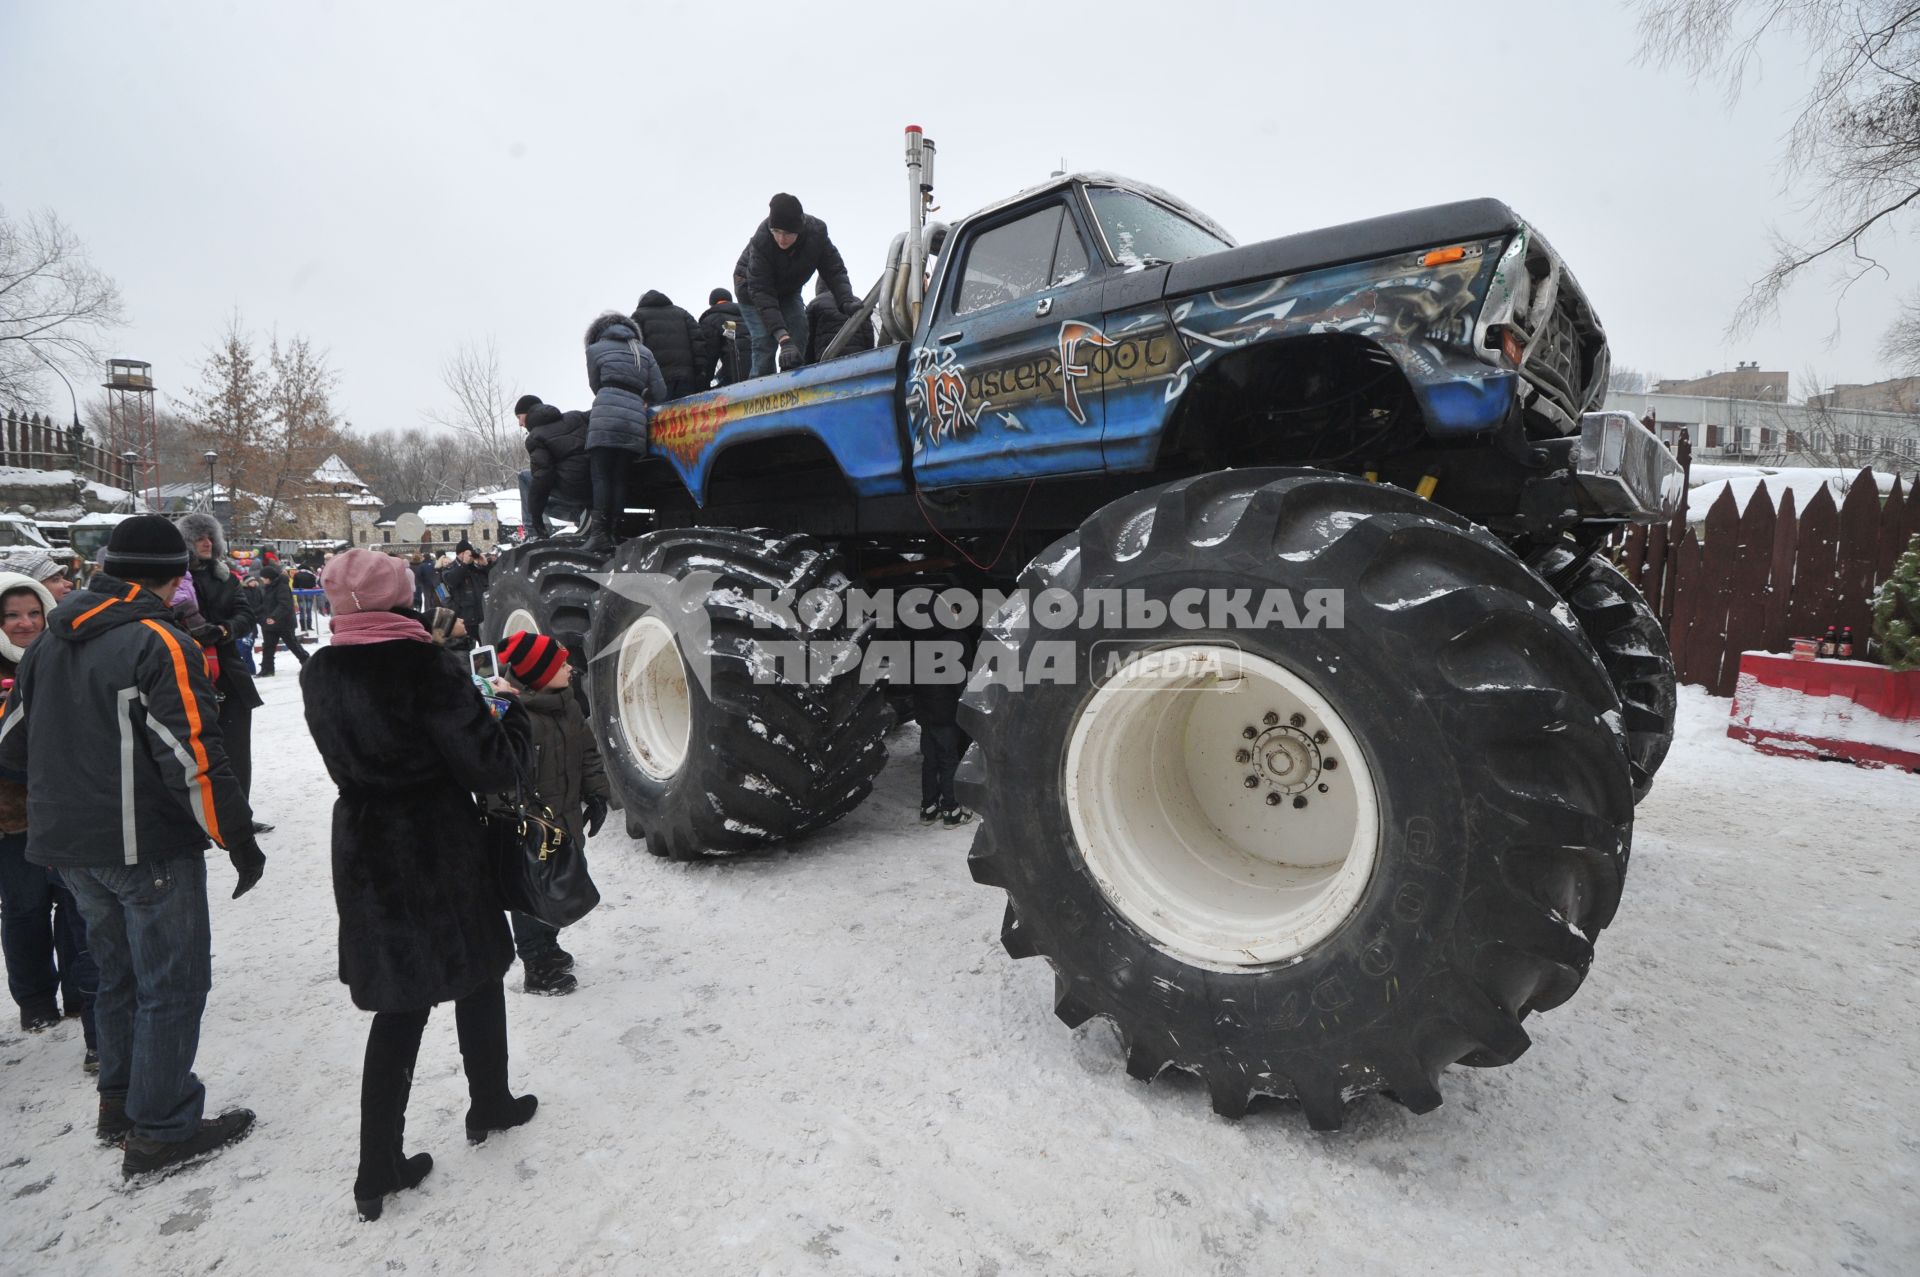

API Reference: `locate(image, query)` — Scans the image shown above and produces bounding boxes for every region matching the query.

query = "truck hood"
[1163,198,1522,297]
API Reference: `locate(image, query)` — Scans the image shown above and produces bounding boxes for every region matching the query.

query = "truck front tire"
[961,470,1634,1128]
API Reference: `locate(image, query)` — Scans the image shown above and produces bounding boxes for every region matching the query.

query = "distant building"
[1653,362,1789,403]
[1607,390,1920,473]
[349,498,498,556]
[1805,376,1920,414]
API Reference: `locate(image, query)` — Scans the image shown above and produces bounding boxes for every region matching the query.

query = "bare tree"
[1608,364,1652,394]
[0,206,126,408]
[256,334,344,534]
[1637,2,1920,334]
[180,313,271,521]
[425,337,520,488]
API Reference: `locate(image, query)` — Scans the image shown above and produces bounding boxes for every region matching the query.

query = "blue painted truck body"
[643,178,1604,506]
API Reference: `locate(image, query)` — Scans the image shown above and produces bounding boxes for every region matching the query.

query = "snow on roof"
[415,502,474,525]
[1684,464,1898,523]
[311,453,367,489]
[476,487,521,526]
[0,465,85,489]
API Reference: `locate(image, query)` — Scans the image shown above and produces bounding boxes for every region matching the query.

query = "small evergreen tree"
[1873,532,1920,671]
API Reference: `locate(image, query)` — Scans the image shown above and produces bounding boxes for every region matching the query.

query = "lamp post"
[204,450,218,520]
[120,450,139,513]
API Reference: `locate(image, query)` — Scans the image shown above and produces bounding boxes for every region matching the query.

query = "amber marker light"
[1420,245,1467,266]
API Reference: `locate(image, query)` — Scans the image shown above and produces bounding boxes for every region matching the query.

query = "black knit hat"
[768,193,804,232]
[102,515,189,579]
[709,287,732,305]
[514,394,543,417]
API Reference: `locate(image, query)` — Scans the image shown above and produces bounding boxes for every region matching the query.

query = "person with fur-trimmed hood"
[175,513,265,811]
[581,311,668,556]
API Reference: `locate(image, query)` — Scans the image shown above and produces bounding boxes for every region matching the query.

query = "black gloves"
[228,838,266,899]
[188,623,221,645]
[776,339,805,372]
[583,796,608,838]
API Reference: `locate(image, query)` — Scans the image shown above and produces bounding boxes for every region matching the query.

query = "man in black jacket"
[697,288,751,388]
[176,513,264,812]
[515,395,590,536]
[805,277,875,364]
[630,291,707,400]
[441,542,490,635]
[0,516,262,1178]
[256,555,307,676]
[733,193,860,376]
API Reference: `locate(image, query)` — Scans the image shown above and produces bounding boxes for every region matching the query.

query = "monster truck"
[486,127,1682,1128]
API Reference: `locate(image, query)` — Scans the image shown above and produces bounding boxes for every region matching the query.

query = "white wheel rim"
[501,607,539,637]
[615,614,691,781]
[1064,645,1380,969]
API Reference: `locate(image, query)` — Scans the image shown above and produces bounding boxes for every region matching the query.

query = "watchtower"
[104,358,158,509]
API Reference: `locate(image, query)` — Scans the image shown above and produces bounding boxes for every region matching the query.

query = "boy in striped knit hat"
[497,631,608,996]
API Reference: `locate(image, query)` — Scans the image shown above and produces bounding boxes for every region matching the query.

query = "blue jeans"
[738,291,809,377]
[62,855,213,1142]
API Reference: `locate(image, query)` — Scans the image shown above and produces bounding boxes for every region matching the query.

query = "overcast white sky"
[6,0,1919,441]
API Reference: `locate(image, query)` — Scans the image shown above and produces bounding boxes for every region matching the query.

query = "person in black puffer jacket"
[805,277,875,364]
[697,288,751,388]
[733,193,859,376]
[175,512,264,805]
[630,291,706,401]
[581,311,667,555]
[515,396,591,534]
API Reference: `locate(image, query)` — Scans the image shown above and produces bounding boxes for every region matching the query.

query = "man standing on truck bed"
[733,193,859,377]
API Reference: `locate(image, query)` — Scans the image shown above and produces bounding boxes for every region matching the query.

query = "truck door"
[908,198,1105,489]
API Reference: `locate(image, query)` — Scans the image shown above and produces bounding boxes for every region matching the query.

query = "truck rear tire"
[588,528,890,860]
[961,470,1634,1128]
[1536,546,1676,803]
[481,541,607,667]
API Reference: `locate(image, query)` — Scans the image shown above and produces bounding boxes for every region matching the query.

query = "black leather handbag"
[481,785,600,928]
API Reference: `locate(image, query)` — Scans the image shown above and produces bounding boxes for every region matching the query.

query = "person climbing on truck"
[629,291,707,400]
[805,276,873,364]
[515,393,591,536]
[697,287,750,388]
[579,312,667,556]
[733,192,859,376]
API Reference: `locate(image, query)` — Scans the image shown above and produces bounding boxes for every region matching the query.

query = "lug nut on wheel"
[1293,795,1308,809]
[1235,748,1251,764]
[1290,712,1306,727]
[1314,730,1330,744]
[1263,711,1279,726]
[1324,758,1338,770]
[1265,792,1282,806]
[1243,775,1260,788]
[1242,726,1258,740]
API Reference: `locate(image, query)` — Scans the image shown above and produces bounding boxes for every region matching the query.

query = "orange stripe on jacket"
[139,619,223,846]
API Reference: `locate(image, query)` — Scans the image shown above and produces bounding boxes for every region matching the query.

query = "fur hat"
[0,572,57,664]
[322,549,414,615]
[176,511,227,561]
[103,515,190,580]
[768,193,804,232]
[514,394,543,417]
[499,630,569,690]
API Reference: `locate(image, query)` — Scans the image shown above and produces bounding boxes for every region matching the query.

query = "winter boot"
[20,1000,60,1032]
[918,803,940,824]
[97,1094,134,1145]
[580,512,615,557]
[548,946,575,973]
[121,1109,255,1180]
[466,1094,538,1145]
[355,1152,433,1222]
[940,806,974,828]
[522,953,577,997]
[83,1047,99,1075]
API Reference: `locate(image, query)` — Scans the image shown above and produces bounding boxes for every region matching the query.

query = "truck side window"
[1052,217,1090,287]
[954,205,1066,316]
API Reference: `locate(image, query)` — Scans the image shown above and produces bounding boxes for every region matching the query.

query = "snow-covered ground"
[2,679,1916,1275]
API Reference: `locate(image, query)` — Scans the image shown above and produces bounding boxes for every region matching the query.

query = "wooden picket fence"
[1614,446,1920,695]
[1,408,137,489]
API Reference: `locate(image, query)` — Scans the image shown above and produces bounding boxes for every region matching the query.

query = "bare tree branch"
[0,207,126,408]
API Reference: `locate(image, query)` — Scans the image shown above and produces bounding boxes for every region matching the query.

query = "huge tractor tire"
[481,540,608,668]
[588,528,890,860]
[1534,544,1677,803]
[961,470,1634,1129]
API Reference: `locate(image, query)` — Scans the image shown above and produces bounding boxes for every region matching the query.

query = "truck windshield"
[1084,187,1231,267]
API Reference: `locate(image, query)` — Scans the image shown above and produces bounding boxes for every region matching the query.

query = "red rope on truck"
[913,479,1036,573]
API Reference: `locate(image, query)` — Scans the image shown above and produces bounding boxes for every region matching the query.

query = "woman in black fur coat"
[301,549,539,1221]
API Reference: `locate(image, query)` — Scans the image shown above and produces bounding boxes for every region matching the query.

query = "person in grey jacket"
[0,515,262,1179]
[581,311,667,555]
